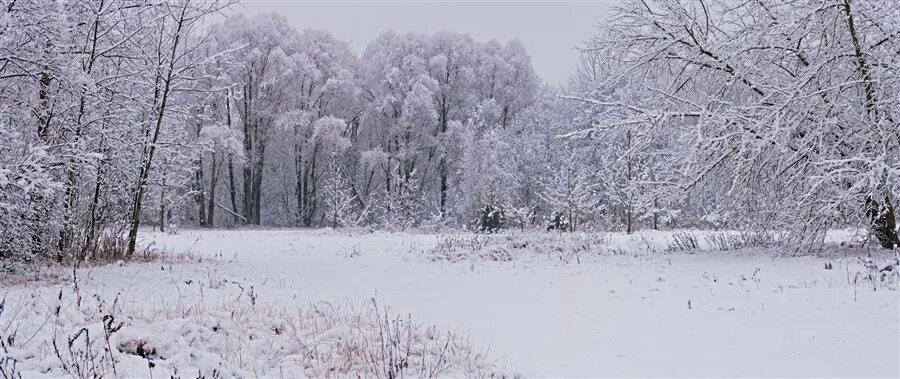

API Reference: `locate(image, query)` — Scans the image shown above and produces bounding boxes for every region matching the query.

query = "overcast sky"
[235,1,616,84]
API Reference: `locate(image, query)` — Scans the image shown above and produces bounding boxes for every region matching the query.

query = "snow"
[146,229,900,377]
[3,229,899,377]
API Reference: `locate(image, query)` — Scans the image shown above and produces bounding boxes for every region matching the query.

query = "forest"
[1,0,898,262]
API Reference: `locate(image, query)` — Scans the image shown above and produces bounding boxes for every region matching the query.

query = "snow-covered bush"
[0,131,60,261]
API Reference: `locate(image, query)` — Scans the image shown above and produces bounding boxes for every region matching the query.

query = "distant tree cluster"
[199,14,549,231]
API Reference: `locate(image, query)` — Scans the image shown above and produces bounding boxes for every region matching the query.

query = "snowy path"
[131,229,898,377]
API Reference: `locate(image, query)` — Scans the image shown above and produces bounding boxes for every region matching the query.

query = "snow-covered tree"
[569,0,900,248]
[0,0,234,259]
[539,158,599,232]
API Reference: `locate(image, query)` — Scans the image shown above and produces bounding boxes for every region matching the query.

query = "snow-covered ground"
[3,229,898,377]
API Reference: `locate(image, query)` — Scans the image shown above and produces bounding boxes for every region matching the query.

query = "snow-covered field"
[2,229,898,378]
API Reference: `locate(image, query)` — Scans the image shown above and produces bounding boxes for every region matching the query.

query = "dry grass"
[424,232,609,264]
[0,285,499,378]
[0,237,198,288]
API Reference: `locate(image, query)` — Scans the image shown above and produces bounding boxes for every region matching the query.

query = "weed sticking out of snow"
[423,232,611,263]
[0,286,496,378]
[666,230,781,253]
[667,231,701,252]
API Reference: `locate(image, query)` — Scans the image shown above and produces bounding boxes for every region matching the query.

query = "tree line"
[1,0,897,263]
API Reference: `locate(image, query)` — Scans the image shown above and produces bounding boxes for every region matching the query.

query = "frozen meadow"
[1,229,897,378]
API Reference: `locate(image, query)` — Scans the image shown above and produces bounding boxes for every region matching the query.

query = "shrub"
[476,204,505,233]
[546,211,571,232]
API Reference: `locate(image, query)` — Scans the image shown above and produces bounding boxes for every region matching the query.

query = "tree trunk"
[652,197,659,231]
[439,109,448,220]
[625,130,634,234]
[228,155,239,225]
[241,104,254,224]
[253,162,263,225]
[626,204,633,234]
[159,169,166,233]
[296,142,304,226]
[195,152,206,227]
[207,152,220,228]
[242,161,253,224]
[84,154,104,255]
[306,144,319,226]
[251,141,265,225]
[440,163,447,220]
[867,195,899,249]
[842,0,897,249]
[224,91,240,225]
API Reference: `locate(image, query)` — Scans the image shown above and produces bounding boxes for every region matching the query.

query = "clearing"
[3,229,898,378]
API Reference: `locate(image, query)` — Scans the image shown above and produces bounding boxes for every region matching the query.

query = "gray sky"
[236,1,616,84]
